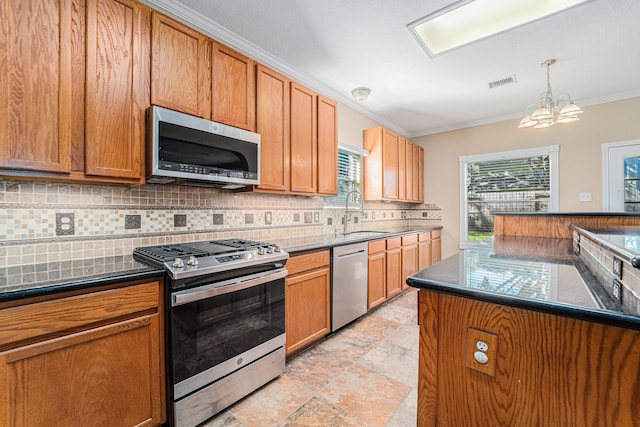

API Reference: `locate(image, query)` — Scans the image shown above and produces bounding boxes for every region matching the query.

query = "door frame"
[602,139,640,211]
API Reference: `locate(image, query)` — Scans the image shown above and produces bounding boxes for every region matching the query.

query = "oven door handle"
[171,268,288,306]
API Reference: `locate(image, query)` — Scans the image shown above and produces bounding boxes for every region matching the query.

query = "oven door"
[170,268,286,400]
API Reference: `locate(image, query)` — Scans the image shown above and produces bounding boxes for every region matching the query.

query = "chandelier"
[518,59,583,128]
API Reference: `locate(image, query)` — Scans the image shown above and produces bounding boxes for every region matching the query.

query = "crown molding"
[410,90,640,138]
[139,0,410,137]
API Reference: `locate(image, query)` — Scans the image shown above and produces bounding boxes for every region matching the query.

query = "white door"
[603,140,640,212]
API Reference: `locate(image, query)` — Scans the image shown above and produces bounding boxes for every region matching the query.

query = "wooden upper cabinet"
[364,126,397,201]
[0,0,74,174]
[382,129,399,199]
[405,139,414,201]
[85,0,150,181]
[398,137,406,201]
[413,143,421,201]
[212,43,255,131]
[290,82,317,194]
[151,12,211,118]
[418,145,425,202]
[256,65,290,192]
[317,95,338,195]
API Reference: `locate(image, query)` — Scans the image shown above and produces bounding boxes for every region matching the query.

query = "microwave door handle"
[171,268,288,307]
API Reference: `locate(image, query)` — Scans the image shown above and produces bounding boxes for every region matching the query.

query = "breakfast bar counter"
[407,214,640,426]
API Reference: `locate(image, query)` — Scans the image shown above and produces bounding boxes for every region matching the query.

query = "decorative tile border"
[0,180,441,268]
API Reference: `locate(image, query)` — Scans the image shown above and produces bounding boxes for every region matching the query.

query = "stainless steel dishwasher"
[332,242,368,331]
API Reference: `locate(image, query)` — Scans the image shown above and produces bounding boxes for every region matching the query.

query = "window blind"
[324,149,361,206]
[466,155,551,238]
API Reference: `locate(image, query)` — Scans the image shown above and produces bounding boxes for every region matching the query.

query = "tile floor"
[200,287,420,427]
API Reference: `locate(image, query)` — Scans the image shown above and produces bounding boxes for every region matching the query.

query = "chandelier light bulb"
[518,59,583,129]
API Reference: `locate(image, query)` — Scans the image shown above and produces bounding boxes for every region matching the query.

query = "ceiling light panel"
[408,0,591,57]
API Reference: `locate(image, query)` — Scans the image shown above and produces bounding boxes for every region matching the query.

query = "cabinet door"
[432,235,442,264]
[0,314,163,427]
[413,143,421,201]
[386,247,402,299]
[402,243,418,289]
[368,251,387,309]
[256,65,290,191]
[317,95,338,195]
[290,82,317,194]
[382,129,399,199]
[405,139,413,202]
[398,137,406,201]
[285,267,330,355]
[212,43,255,131]
[151,12,211,118]
[418,146,425,202]
[418,240,432,270]
[0,0,73,173]
[85,0,149,181]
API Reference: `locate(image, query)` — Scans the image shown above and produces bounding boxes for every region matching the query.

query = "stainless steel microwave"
[146,106,260,189]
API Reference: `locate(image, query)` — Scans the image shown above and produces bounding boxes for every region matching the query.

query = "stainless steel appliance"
[331,242,368,331]
[134,239,288,427]
[146,105,261,189]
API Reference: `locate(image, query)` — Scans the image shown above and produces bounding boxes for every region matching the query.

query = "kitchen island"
[408,221,640,426]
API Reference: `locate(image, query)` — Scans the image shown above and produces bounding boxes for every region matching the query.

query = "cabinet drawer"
[418,232,430,242]
[369,239,386,254]
[431,229,441,239]
[402,234,418,246]
[386,237,402,250]
[0,281,160,349]
[287,250,330,275]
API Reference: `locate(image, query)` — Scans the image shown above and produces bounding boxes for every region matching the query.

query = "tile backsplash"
[0,180,441,268]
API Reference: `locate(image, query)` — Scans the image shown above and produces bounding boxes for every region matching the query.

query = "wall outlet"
[613,279,623,304]
[613,257,622,279]
[56,213,75,236]
[466,328,498,377]
[265,211,272,225]
[314,212,320,223]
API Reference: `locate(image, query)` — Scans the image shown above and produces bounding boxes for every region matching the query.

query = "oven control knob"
[187,256,199,266]
[257,247,266,255]
[172,257,185,268]
[273,245,281,253]
[266,246,274,254]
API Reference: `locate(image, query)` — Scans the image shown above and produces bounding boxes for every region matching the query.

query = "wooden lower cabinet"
[285,250,331,356]
[401,234,418,289]
[386,238,403,299]
[367,240,387,309]
[431,229,442,264]
[0,279,165,427]
[418,232,432,270]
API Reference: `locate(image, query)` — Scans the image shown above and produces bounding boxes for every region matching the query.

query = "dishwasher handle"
[336,249,366,259]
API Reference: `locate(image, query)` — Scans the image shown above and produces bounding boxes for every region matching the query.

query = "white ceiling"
[146,0,640,137]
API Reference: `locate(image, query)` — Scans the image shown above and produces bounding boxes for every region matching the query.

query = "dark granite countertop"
[407,236,640,331]
[273,224,442,254]
[0,255,164,303]
[1,224,441,303]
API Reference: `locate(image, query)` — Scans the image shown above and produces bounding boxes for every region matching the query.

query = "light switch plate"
[579,192,592,202]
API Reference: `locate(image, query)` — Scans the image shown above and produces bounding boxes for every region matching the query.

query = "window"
[459,145,559,247]
[324,145,365,207]
[624,156,640,212]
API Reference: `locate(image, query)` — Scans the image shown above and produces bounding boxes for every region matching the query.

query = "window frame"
[323,142,367,207]
[459,144,559,248]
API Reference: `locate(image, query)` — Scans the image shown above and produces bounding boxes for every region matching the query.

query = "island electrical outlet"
[466,328,498,377]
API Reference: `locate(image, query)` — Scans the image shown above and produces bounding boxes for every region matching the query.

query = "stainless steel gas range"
[134,239,288,427]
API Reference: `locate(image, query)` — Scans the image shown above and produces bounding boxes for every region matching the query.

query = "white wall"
[412,97,640,258]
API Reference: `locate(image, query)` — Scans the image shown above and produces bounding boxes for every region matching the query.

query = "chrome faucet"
[343,190,365,234]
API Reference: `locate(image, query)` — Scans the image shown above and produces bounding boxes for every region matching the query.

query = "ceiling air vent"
[488,75,517,89]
